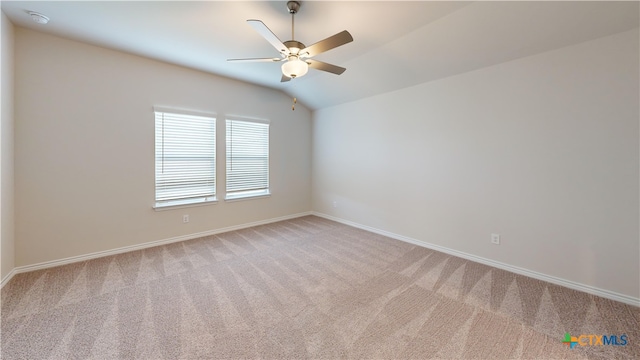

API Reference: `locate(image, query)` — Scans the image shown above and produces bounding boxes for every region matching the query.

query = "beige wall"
[312,29,640,299]
[1,11,15,281]
[8,20,639,302]
[14,28,312,267]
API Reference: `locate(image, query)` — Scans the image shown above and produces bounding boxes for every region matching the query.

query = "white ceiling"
[2,1,638,110]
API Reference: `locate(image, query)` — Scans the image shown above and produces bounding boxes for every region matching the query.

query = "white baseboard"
[0,211,312,289]
[312,211,640,307]
[0,268,17,288]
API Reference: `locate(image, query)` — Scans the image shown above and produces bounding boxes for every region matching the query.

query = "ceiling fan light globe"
[282,58,308,79]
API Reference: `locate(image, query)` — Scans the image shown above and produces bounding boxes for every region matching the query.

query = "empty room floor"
[1,216,638,359]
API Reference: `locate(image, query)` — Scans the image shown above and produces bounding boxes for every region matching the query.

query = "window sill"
[224,191,271,203]
[153,197,218,211]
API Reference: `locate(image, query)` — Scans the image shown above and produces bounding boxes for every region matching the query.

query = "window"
[154,109,216,208]
[226,118,270,200]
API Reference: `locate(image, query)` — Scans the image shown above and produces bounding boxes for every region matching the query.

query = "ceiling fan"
[227,1,353,82]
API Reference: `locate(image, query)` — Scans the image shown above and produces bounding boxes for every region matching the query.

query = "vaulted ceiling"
[2,1,638,110]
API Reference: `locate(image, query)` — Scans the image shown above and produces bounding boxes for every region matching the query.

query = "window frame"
[225,116,271,202]
[153,107,218,210]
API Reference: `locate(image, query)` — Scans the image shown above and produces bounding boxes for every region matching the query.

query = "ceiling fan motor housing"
[284,40,306,55]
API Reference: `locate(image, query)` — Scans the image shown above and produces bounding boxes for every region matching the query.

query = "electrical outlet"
[183,215,189,223]
[491,233,500,245]
[332,200,338,208]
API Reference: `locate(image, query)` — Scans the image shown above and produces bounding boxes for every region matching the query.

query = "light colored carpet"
[1,215,638,359]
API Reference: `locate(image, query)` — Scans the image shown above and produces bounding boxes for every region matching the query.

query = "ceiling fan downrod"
[283,1,305,63]
[288,1,300,40]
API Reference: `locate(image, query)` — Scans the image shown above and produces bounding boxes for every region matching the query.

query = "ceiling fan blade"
[306,59,346,75]
[227,57,282,62]
[281,74,291,82]
[247,19,289,55]
[300,30,353,58]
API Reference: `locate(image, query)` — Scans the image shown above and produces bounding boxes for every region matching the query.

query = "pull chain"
[292,97,297,111]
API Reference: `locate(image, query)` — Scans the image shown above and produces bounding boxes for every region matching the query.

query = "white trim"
[1,211,312,288]
[153,197,218,211]
[225,191,271,202]
[312,211,640,307]
[1,268,17,288]
[225,115,270,124]
[153,106,217,119]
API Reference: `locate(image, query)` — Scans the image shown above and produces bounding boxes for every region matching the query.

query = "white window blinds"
[226,119,270,200]
[155,110,216,207]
